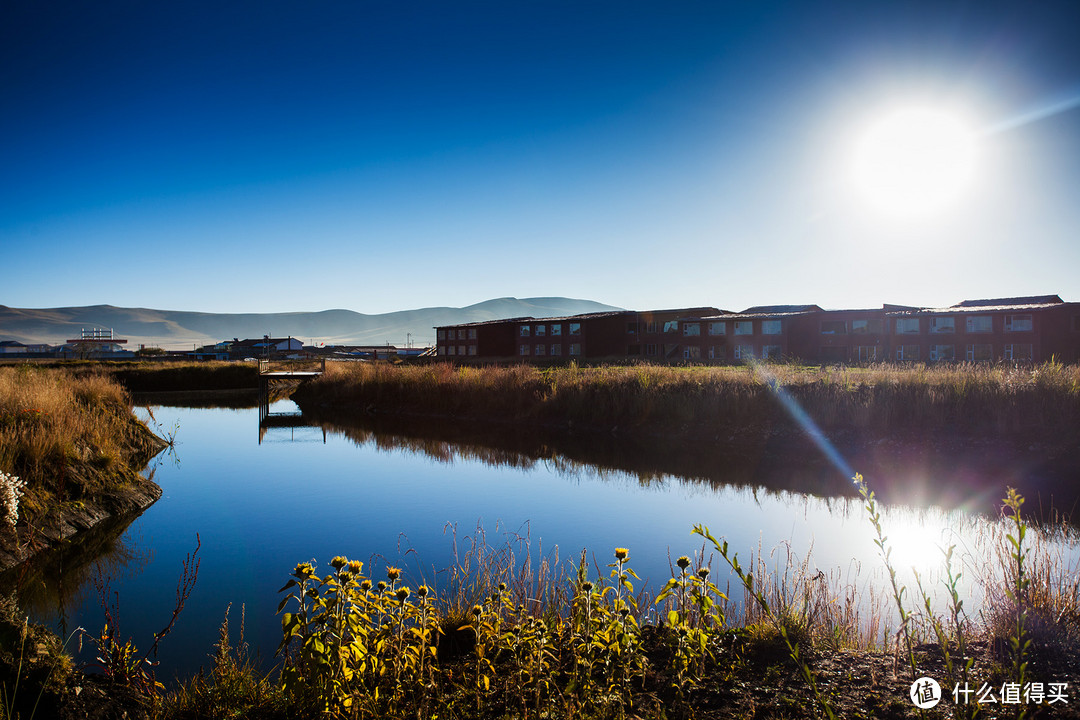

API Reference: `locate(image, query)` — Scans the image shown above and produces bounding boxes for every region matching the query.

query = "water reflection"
[302,408,1080,523]
[1,506,152,636]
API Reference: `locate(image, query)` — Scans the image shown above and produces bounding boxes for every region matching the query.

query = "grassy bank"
[0,359,263,393]
[0,366,166,569]
[294,361,1080,444]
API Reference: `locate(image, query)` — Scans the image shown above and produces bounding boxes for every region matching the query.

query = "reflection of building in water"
[436,295,1080,365]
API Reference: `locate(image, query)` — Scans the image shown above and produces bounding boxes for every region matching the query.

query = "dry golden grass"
[303,360,1080,441]
[0,366,158,522]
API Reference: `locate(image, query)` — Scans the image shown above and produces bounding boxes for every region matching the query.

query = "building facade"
[435,295,1080,365]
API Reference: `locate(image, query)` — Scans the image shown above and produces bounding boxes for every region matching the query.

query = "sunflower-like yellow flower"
[386,566,401,581]
[347,559,363,574]
[614,547,629,561]
[676,556,691,570]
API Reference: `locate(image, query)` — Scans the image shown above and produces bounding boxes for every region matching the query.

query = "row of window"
[442,313,1041,344]
[895,315,1032,335]
[681,320,781,337]
[677,344,1033,362]
[519,343,582,356]
[520,323,581,337]
[438,328,478,341]
[443,345,478,356]
[894,344,1033,361]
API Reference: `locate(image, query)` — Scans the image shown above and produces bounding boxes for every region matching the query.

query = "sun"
[848,106,978,219]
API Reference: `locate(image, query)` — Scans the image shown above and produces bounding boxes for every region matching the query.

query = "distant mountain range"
[0,298,624,350]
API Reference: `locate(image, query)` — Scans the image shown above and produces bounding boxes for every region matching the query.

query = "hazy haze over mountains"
[0,298,623,350]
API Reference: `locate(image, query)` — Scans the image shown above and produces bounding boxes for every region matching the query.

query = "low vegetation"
[295,360,1080,444]
[0,366,165,544]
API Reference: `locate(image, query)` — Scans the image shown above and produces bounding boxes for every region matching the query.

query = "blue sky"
[3,1,1079,314]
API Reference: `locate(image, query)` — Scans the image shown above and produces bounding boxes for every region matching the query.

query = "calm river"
[9,399,1078,682]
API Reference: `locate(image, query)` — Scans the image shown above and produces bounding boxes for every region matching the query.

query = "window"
[683,323,701,336]
[763,345,782,359]
[896,345,919,361]
[1005,314,1033,332]
[930,317,955,334]
[569,343,581,356]
[550,344,561,356]
[646,343,657,356]
[966,344,993,362]
[446,345,455,355]
[852,319,883,334]
[930,345,955,362]
[734,321,753,335]
[708,321,726,336]
[895,318,920,334]
[520,326,531,337]
[1004,344,1032,360]
[458,345,466,356]
[965,316,992,333]
[762,320,782,335]
[569,323,581,335]
[708,346,725,360]
[857,346,877,362]
[468,346,477,356]
[663,320,679,333]
[519,344,530,355]
[536,325,546,336]
[821,320,847,335]
[626,322,638,334]
[437,329,446,340]
[734,345,754,360]
[683,346,701,359]
[535,344,545,356]
[645,321,658,334]
[551,324,562,336]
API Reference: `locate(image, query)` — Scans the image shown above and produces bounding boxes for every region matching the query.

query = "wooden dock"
[257,358,325,423]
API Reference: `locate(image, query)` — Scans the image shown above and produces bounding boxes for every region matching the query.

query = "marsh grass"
[0,366,162,528]
[299,361,1080,443]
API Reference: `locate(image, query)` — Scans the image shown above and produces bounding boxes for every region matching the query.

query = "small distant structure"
[63,328,134,359]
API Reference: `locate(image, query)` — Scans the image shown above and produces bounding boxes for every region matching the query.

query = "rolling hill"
[0,298,624,350]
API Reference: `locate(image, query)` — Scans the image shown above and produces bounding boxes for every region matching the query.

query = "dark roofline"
[741,304,823,314]
[955,295,1063,308]
[435,316,535,329]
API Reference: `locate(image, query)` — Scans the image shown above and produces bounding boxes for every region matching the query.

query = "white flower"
[0,471,25,527]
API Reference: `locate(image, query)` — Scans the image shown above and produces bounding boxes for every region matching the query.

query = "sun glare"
[849,106,978,220]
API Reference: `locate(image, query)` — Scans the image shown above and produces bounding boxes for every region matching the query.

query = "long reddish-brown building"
[435,295,1080,365]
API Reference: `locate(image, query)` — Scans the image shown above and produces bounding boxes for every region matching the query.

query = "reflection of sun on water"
[878,511,957,575]
[848,105,978,220]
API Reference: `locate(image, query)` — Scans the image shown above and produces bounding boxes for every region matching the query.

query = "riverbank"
[294,361,1080,442]
[0,366,167,571]
[292,361,1080,513]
